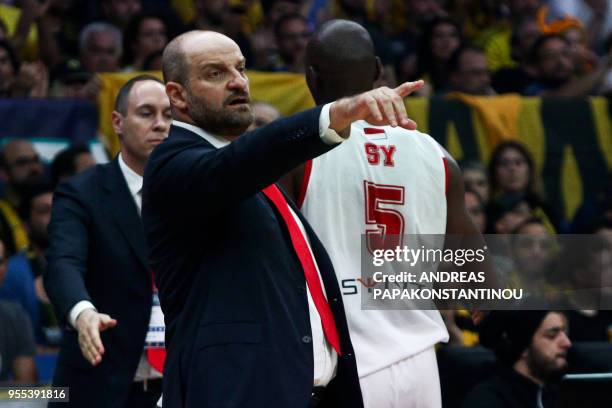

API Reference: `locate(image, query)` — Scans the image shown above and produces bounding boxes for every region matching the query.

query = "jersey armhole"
[296,159,313,209]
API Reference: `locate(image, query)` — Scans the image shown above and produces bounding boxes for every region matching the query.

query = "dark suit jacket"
[45,159,153,407]
[142,106,363,408]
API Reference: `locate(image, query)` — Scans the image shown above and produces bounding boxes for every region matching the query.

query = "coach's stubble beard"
[187,89,254,139]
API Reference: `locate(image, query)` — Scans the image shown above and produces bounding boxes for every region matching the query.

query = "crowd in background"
[0,0,611,405]
[0,0,611,99]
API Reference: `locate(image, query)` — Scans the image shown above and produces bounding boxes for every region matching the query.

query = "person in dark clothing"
[463,310,571,408]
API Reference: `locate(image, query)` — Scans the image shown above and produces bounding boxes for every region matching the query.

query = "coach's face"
[116,80,171,161]
[177,33,254,138]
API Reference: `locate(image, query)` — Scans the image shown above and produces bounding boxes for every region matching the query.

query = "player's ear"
[374,57,383,83]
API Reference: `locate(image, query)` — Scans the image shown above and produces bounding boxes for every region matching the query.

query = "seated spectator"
[122,13,168,71]
[0,238,37,383]
[79,22,122,73]
[488,140,558,231]
[448,45,495,95]
[0,139,45,255]
[507,217,555,294]
[50,145,96,188]
[463,309,571,408]
[491,16,540,94]
[248,101,282,130]
[524,33,612,97]
[461,160,490,204]
[270,13,311,73]
[415,17,463,95]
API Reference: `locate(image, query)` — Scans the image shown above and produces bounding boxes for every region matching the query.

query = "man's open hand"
[75,308,117,366]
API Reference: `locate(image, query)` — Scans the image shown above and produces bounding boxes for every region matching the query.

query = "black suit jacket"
[45,159,153,407]
[142,107,363,408]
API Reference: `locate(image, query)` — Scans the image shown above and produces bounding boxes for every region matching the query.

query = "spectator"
[461,160,490,204]
[14,0,82,69]
[465,187,486,233]
[122,13,168,71]
[508,217,555,294]
[0,139,44,255]
[186,0,254,68]
[488,141,541,200]
[79,22,122,73]
[0,238,37,384]
[100,0,142,30]
[487,193,534,235]
[523,33,575,95]
[415,17,463,94]
[271,13,311,72]
[524,33,612,97]
[248,101,282,130]
[483,0,544,72]
[548,0,612,52]
[50,145,96,188]
[491,16,541,94]
[449,45,495,95]
[463,309,571,408]
[251,0,301,69]
[0,40,48,98]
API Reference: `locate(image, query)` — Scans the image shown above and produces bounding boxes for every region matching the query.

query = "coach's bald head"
[305,20,381,104]
[162,30,253,138]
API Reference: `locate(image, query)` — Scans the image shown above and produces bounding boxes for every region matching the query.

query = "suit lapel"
[103,158,148,272]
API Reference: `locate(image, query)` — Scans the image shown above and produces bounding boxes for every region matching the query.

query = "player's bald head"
[162,30,240,85]
[305,20,379,104]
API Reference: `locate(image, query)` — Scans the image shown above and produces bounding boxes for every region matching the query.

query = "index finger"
[393,80,425,98]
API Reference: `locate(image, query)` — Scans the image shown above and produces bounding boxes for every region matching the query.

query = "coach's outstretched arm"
[145,82,422,221]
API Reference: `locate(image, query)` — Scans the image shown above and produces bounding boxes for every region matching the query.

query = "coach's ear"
[166,81,188,112]
[111,111,124,139]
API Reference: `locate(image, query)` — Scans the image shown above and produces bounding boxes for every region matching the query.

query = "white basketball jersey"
[300,120,450,377]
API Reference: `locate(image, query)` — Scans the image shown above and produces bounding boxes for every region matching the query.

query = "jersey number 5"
[363,181,405,254]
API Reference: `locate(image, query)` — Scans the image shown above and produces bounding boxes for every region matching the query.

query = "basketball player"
[280,20,492,408]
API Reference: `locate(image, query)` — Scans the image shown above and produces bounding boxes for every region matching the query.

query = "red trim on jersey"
[364,128,385,135]
[297,160,312,209]
[442,157,449,197]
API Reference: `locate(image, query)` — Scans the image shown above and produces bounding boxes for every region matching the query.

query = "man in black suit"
[142,30,420,407]
[45,75,172,407]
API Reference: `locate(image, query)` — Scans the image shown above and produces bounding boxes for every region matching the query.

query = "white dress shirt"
[171,103,343,386]
[69,153,162,381]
